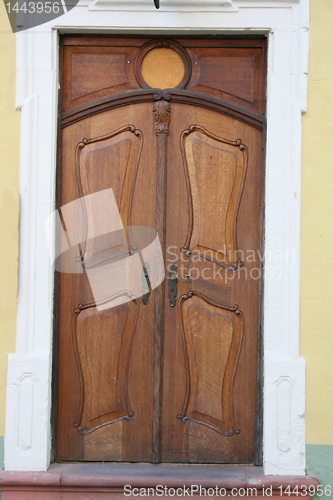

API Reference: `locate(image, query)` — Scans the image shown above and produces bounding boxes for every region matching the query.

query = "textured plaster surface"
[0,1,20,437]
[301,0,333,446]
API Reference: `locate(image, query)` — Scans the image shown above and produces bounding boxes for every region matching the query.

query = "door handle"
[168,263,178,307]
[142,263,151,305]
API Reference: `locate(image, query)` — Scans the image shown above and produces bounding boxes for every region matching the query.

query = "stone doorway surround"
[5,0,309,480]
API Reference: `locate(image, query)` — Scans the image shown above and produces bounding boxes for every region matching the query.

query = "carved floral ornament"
[153,99,170,134]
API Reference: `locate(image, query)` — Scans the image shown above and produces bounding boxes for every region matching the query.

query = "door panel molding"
[56,58,262,461]
[180,124,248,270]
[177,291,243,438]
[75,125,143,266]
[73,296,138,435]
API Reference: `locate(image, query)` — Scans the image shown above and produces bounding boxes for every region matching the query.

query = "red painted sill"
[0,463,319,499]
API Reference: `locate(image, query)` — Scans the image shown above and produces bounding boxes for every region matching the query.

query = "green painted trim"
[0,436,3,469]
[306,444,333,499]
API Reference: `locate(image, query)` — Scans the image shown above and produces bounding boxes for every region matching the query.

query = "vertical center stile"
[151,98,170,462]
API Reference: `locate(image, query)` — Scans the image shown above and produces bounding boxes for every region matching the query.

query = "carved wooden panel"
[57,37,265,464]
[181,125,247,269]
[75,126,142,268]
[61,37,266,119]
[197,56,255,103]
[62,46,140,112]
[184,46,265,115]
[73,297,138,434]
[178,292,243,437]
[71,53,128,101]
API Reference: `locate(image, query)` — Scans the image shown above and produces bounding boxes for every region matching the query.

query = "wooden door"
[55,36,266,464]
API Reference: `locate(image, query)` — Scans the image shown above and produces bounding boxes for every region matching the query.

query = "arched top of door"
[60,36,265,131]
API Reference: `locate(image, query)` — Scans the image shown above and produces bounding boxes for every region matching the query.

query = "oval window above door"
[141,48,185,89]
[134,39,192,90]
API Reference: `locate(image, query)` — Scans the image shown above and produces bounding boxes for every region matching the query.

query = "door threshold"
[0,463,319,499]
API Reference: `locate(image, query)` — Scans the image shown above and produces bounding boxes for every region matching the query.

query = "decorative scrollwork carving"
[177,291,243,437]
[153,99,170,135]
[180,124,248,270]
[73,291,138,435]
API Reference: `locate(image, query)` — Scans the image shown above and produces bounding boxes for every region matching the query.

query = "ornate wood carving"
[73,292,138,434]
[57,36,265,463]
[75,125,143,267]
[177,291,243,437]
[180,124,248,270]
[61,90,264,131]
[72,126,143,437]
[153,99,170,135]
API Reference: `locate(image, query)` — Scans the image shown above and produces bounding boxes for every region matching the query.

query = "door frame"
[5,0,309,474]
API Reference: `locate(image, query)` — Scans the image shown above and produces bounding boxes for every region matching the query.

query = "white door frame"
[5,0,309,474]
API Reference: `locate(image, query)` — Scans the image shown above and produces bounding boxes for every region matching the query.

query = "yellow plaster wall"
[0,3,20,436]
[301,0,333,445]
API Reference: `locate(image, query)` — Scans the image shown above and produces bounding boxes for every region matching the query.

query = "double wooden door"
[55,36,266,464]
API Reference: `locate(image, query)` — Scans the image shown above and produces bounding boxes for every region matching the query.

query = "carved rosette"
[153,99,170,135]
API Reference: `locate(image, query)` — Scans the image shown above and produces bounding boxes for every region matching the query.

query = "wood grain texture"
[73,299,137,435]
[151,103,169,462]
[177,292,243,438]
[56,105,157,462]
[161,104,263,464]
[181,125,247,270]
[134,39,192,91]
[55,36,266,464]
[61,90,264,131]
[70,52,128,101]
[75,125,142,267]
[189,422,229,463]
[141,48,185,90]
[60,36,265,125]
[184,46,265,115]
